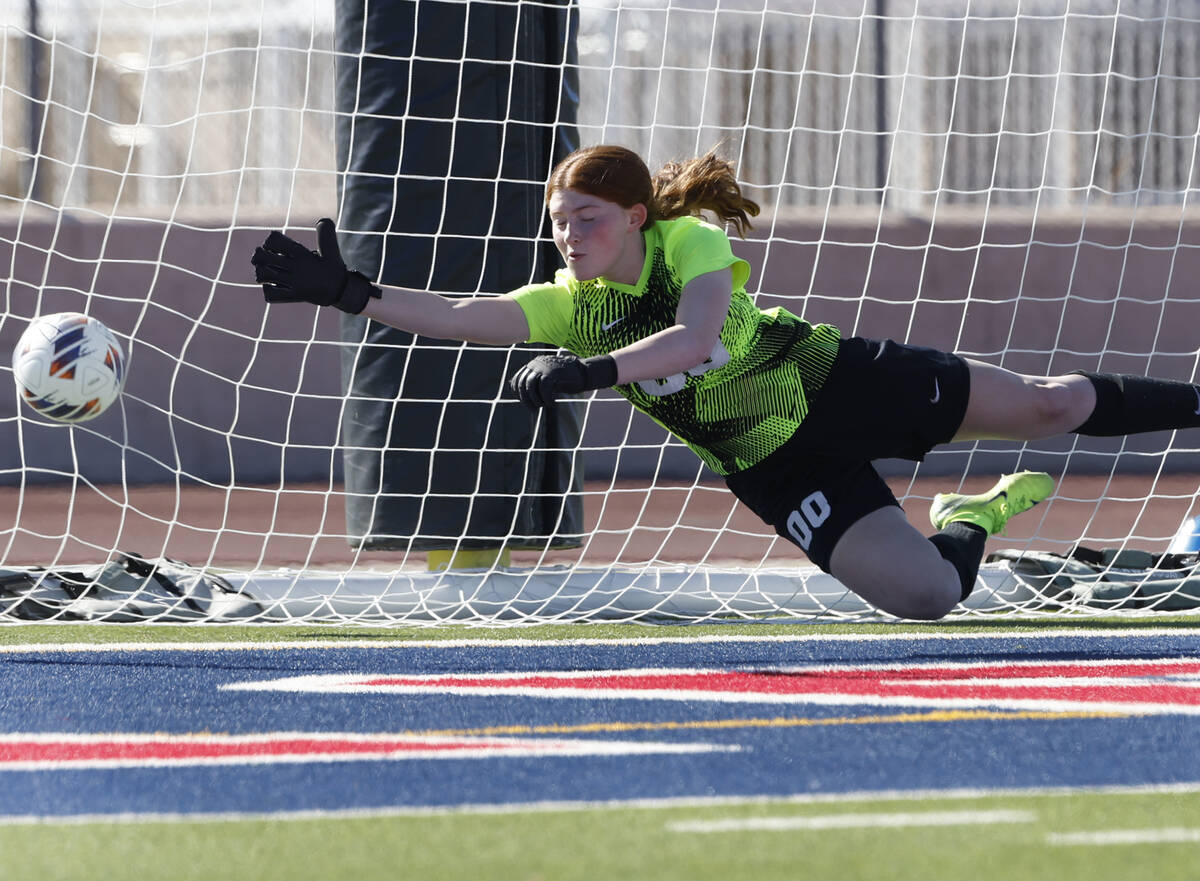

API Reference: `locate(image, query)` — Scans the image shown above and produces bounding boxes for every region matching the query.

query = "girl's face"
[547,188,647,285]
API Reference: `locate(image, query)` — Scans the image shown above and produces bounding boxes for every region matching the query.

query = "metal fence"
[2,0,1198,215]
[0,1,338,216]
[581,0,1200,211]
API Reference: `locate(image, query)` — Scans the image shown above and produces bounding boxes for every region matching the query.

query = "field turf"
[0,618,1196,880]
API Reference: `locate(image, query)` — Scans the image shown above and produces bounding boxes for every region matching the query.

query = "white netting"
[3,0,1200,623]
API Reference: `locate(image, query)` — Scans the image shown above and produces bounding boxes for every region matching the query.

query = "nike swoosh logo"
[931,378,941,404]
[602,316,626,332]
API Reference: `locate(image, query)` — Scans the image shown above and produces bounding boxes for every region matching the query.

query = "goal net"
[4,0,1200,623]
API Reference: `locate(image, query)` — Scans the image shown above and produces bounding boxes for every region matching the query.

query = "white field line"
[665,809,1036,833]
[1,782,1198,827]
[0,742,737,773]
[222,658,1200,682]
[0,730,738,772]
[1047,828,1200,846]
[218,661,1200,715]
[0,627,1198,653]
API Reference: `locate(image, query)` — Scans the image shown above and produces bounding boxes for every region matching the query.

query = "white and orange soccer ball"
[12,312,127,423]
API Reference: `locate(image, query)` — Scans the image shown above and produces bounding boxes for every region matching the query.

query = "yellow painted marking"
[426,548,511,571]
[404,708,1127,739]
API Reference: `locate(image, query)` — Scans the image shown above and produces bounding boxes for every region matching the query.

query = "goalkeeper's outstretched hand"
[252,218,381,314]
[511,354,618,409]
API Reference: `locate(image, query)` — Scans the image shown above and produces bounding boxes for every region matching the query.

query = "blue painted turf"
[1,632,1198,818]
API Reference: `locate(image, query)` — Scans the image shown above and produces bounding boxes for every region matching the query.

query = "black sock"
[928,521,988,602]
[1072,371,1200,436]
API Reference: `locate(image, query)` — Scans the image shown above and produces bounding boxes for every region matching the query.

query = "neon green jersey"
[510,216,840,475]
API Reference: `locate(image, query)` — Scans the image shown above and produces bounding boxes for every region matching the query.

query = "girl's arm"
[251,219,531,346]
[360,287,531,346]
[607,267,732,384]
[511,266,735,410]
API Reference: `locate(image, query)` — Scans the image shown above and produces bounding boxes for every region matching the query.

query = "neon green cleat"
[929,471,1055,536]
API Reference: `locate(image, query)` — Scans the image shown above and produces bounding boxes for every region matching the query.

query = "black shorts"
[724,337,971,572]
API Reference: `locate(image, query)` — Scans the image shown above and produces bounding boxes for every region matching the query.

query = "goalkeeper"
[252,144,1200,620]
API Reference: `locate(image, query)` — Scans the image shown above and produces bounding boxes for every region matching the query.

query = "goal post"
[3,0,1200,623]
[331,0,586,563]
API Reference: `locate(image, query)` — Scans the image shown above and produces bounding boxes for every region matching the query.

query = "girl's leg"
[955,359,1200,442]
[828,506,967,621]
[829,471,1054,621]
[953,360,1096,442]
[820,351,1200,621]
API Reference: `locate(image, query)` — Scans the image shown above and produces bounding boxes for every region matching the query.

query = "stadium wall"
[3,208,1199,485]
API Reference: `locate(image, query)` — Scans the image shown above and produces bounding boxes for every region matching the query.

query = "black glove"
[511,354,619,409]
[251,218,381,314]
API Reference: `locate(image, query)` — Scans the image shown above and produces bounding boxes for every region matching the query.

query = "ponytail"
[650,151,760,237]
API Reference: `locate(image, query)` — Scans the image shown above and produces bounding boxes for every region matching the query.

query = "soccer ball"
[12,312,127,423]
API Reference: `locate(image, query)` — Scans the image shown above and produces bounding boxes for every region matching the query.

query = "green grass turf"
[0,615,1198,646]
[2,790,1197,881]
